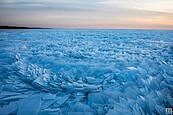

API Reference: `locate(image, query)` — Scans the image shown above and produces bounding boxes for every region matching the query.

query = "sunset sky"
[0,0,173,29]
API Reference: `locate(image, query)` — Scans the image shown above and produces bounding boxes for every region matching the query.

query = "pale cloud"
[0,0,173,29]
[96,0,173,13]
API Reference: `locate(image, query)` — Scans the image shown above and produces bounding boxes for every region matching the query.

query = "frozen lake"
[0,29,173,115]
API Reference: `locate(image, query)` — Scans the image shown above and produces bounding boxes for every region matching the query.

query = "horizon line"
[0,25,173,31]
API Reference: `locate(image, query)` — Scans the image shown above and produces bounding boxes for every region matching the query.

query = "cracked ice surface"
[0,29,173,115]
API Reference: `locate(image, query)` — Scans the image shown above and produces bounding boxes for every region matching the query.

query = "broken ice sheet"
[41,99,57,110]
[0,93,28,102]
[17,94,41,115]
[0,29,173,114]
[88,92,110,105]
[52,94,70,107]
[40,92,56,100]
[0,102,18,114]
[70,102,93,112]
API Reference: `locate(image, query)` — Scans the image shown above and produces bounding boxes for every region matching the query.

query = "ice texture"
[0,29,173,115]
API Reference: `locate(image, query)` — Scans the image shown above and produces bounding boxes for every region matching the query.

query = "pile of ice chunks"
[0,29,173,115]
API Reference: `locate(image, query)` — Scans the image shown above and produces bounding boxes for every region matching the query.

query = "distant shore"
[0,25,49,29]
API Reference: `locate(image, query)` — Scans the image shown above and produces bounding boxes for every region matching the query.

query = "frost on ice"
[0,29,173,115]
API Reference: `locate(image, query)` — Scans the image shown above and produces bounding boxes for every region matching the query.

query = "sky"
[0,0,173,29]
